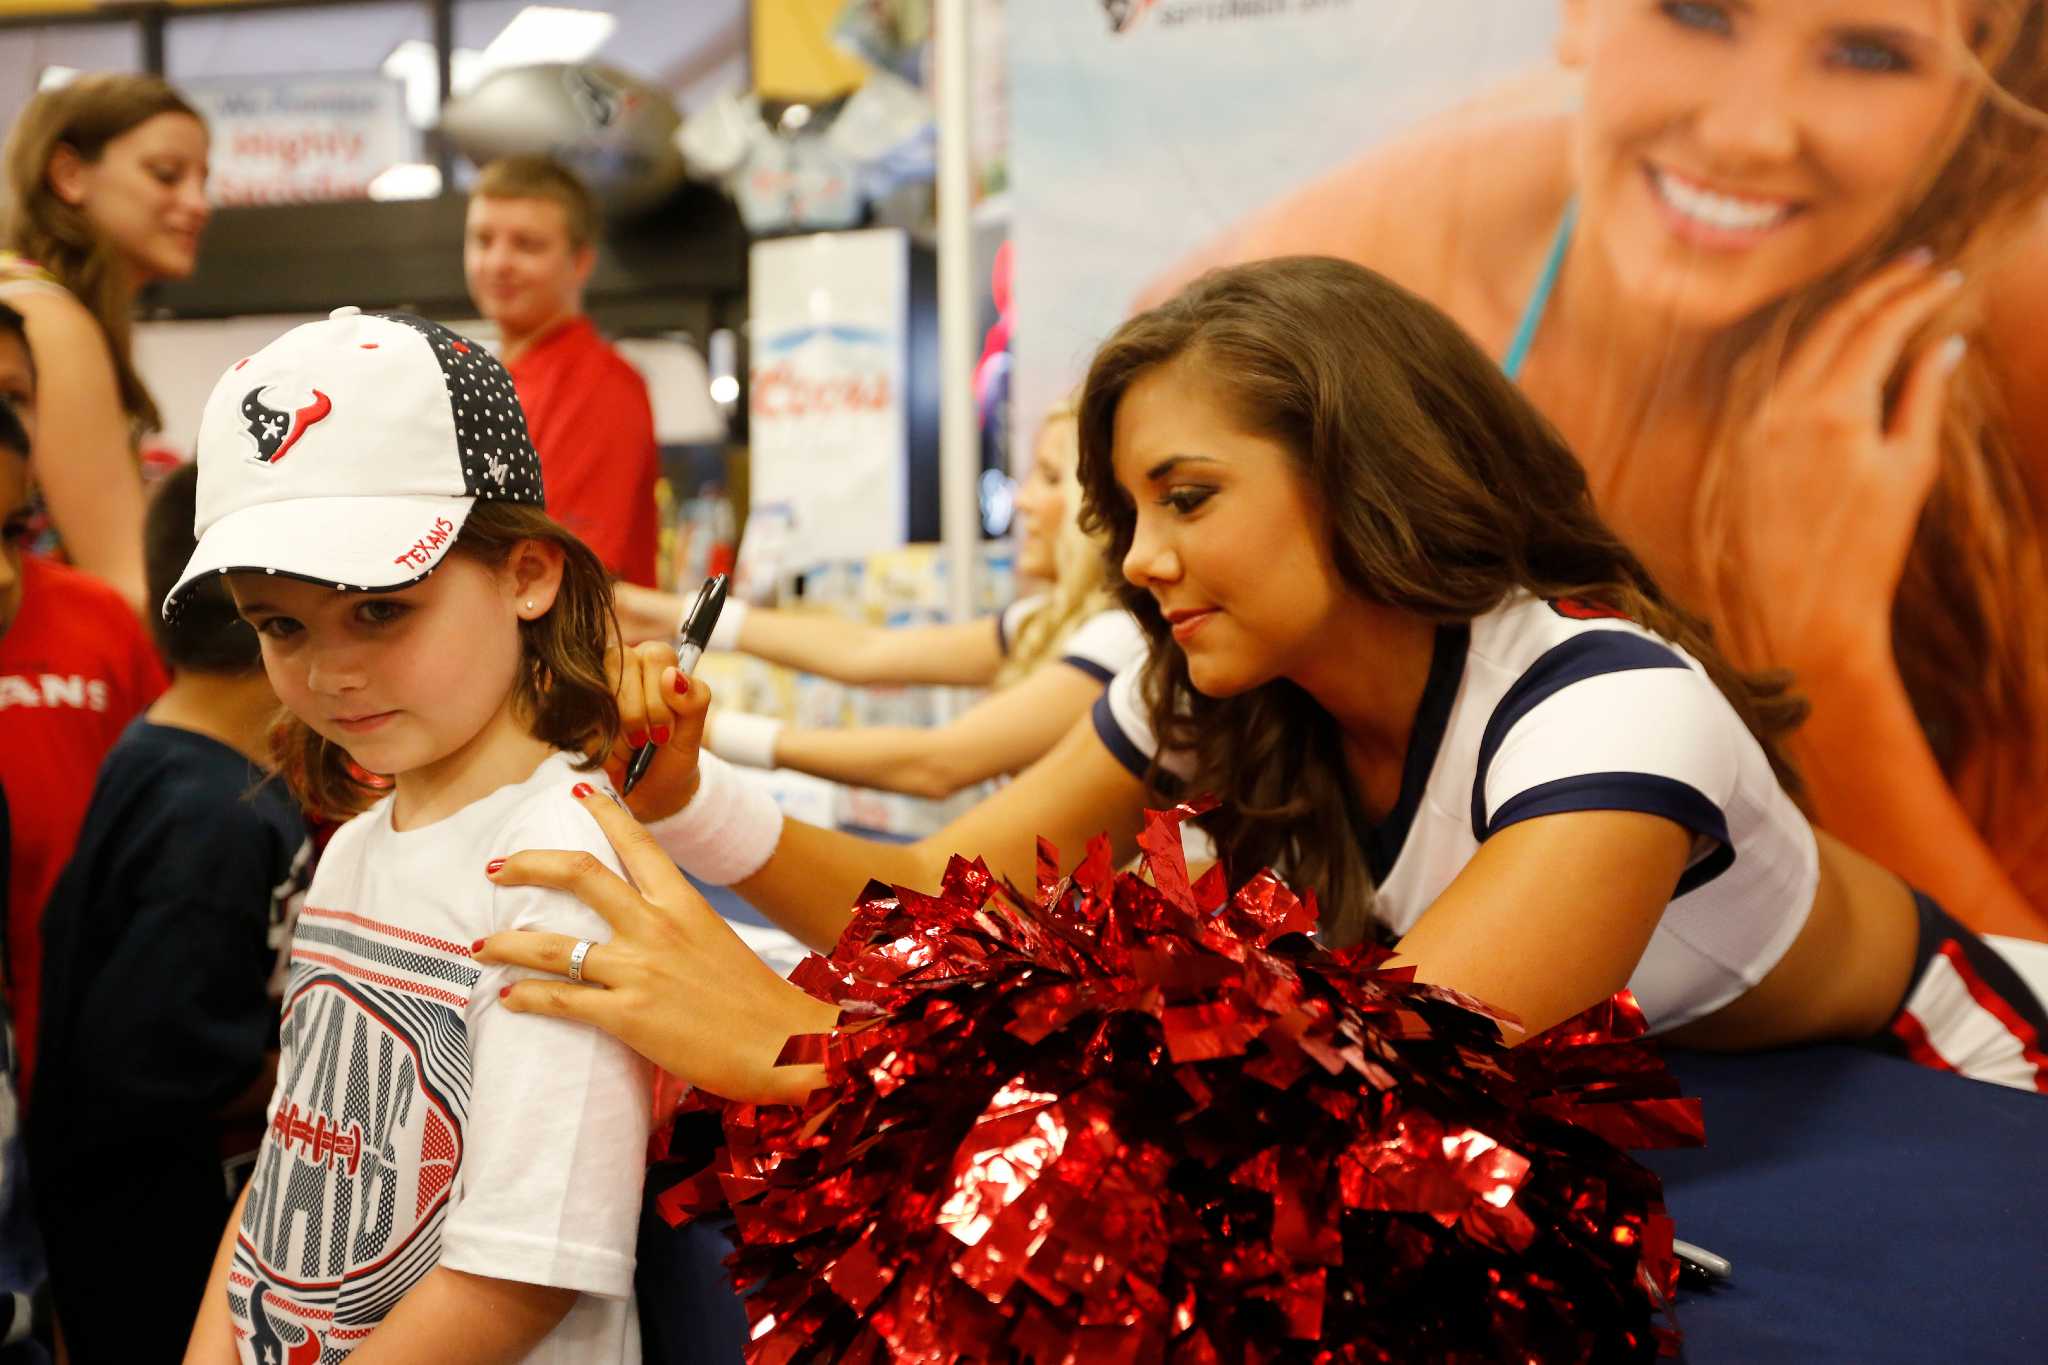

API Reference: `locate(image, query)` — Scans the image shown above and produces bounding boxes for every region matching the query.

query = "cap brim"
[163,493,477,621]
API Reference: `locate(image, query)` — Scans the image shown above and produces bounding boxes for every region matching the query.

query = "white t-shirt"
[229,751,651,1364]
[1091,592,1818,1033]
[996,595,1148,682]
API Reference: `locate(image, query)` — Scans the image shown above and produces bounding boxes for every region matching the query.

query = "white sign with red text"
[747,229,909,571]
[186,76,414,206]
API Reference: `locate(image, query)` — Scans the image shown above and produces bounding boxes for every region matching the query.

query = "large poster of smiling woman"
[1012,0,2048,938]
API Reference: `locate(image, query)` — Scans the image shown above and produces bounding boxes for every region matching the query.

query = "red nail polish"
[499,985,511,999]
[626,730,647,748]
[652,726,672,746]
[485,858,505,875]
[572,782,595,799]
[470,938,486,953]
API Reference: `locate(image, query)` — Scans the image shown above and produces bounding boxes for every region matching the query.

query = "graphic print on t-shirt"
[229,907,479,1362]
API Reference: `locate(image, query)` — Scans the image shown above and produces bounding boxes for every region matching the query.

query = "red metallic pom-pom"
[655,802,1703,1362]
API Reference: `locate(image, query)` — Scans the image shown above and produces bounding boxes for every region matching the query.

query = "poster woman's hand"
[475,786,839,1104]
[1708,252,1966,676]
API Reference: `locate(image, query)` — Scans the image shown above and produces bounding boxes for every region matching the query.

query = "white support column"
[935,0,978,624]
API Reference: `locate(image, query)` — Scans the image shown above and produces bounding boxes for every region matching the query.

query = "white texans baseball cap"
[162,306,545,621]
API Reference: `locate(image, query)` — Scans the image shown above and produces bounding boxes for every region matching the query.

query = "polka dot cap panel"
[370,312,546,507]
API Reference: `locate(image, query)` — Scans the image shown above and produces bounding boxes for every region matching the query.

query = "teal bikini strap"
[1500,197,1577,382]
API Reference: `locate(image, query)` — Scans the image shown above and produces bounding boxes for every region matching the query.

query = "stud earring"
[524,600,535,613]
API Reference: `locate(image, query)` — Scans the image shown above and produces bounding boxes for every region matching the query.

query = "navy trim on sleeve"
[1469,631,1689,841]
[1486,772,1729,843]
[1061,655,1117,684]
[1091,692,1152,781]
[1487,771,1736,896]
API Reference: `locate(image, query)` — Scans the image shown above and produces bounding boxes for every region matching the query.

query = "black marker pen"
[622,573,729,796]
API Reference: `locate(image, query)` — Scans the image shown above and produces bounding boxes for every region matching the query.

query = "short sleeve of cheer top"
[995,596,1148,683]
[1088,591,1820,1035]
[228,750,651,1365]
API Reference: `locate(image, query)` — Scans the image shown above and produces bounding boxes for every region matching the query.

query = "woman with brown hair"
[2,73,210,613]
[477,258,2046,1107]
[1134,0,2048,939]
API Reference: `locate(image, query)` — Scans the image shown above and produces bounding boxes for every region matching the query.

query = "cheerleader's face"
[1014,416,1071,582]
[1112,353,1349,698]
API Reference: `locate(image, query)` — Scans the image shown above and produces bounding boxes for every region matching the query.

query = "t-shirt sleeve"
[437,799,652,1299]
[1473,633,1741,885]
[995,594,1049,656]
[1089,660,1194,783]
[1058,609,1147,683]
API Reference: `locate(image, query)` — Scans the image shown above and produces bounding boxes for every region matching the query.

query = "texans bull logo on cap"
[239,383,333,464]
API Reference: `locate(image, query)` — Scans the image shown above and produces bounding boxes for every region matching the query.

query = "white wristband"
[707,597,748,652]
[708,711,784,769]
[644,752,784,885]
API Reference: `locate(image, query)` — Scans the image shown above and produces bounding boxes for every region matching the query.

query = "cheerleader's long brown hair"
[1077,257,1805,947]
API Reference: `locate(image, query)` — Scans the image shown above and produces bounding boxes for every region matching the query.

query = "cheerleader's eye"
[357,599,410,627]
[251,616,302,640]
[1160,486,1214,515]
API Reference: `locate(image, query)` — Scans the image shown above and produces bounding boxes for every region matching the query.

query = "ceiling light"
[383,40,489,128]
[476,6,617,78]
[368,162,444,201]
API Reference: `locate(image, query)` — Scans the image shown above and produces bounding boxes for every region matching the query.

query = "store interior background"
[0,0,1015,839]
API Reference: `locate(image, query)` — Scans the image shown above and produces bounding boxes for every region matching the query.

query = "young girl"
[480,257,2047,1106]
[175,309,651,1363]
[623,398,1143,799]
[3,73,211,612]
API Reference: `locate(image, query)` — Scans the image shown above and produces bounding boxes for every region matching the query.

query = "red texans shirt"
[0,554,166,1093]
[505,316,660,586]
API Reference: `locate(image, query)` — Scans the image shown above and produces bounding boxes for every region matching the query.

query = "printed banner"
[748,228,911,573]
[187,76,414,205]
[1011,1,2048,930]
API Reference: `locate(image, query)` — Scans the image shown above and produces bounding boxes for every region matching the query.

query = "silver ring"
[567,938,595,984]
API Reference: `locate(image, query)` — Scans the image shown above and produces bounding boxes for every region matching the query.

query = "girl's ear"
[506,538,567,619]
[1556,0,1590,68]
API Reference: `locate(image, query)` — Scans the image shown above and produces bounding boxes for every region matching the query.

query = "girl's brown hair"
[3,73,203,432]
[1077,256,1806,947]
[1695,0,2048,845]
[276,502,622,819]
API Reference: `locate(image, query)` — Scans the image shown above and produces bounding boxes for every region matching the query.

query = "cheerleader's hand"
[1708,251,1966,672]
[604,638,712,823]
[478,785,838,1104]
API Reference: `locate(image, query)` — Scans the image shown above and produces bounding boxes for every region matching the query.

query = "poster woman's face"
[1561,0,1977,329]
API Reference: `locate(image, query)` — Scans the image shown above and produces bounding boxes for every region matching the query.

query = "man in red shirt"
[0,377,166,1095]
[464,155,660,585]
